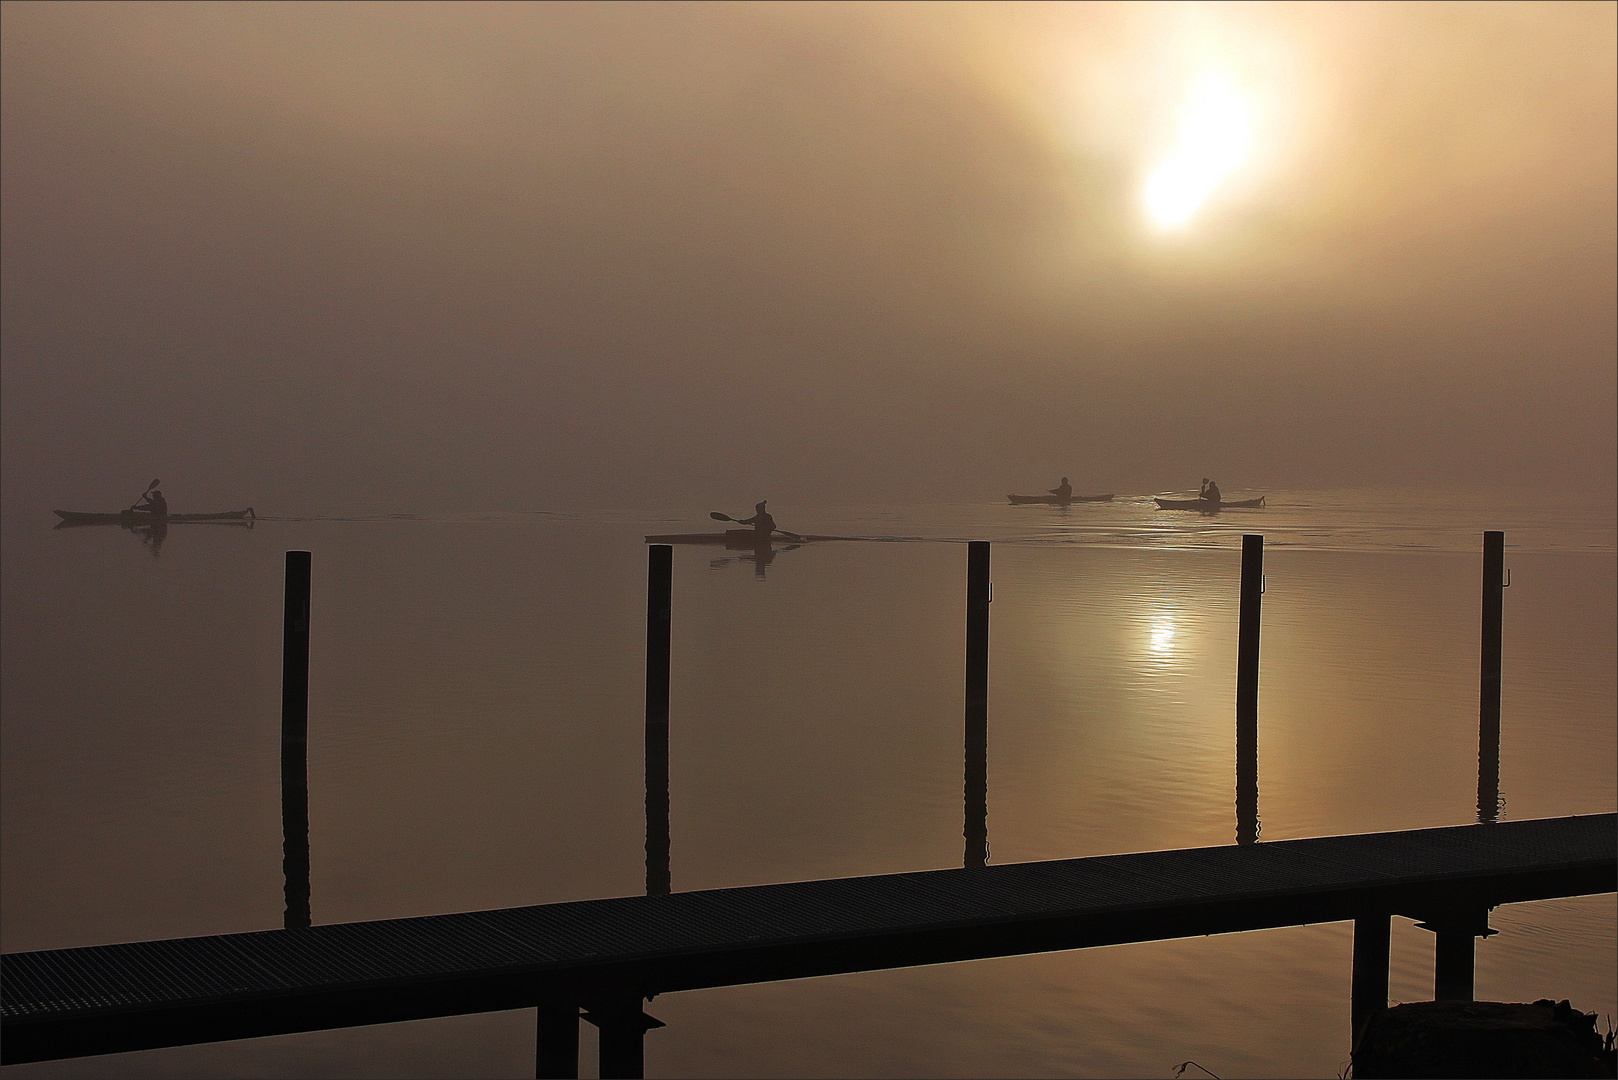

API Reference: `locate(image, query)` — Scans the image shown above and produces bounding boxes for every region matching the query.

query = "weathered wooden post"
[964,541,990,869]
[1236,534,1262,846]
[645,544,672,897]
[1477,531,1505,824]
[281,550,312,931]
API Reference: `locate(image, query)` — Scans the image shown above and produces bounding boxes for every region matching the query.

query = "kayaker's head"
[1061,477,1069,485]
[756,501,767,513]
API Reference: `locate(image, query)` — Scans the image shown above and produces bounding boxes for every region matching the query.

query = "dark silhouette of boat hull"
[1154,497,1266,511]
[53,508,256,527]
[1007,493,1113,505]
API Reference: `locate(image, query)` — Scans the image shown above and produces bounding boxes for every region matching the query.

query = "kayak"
[1154,497,1266,510]
[53,508,257,527]
[645,530,848,548]
[1007,493,1113,505]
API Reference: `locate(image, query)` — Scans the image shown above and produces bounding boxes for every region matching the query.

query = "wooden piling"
[535,999,580,1080]
[645,546,672,897]
[1351,913,1391,1044]
[1236,534,1262,846]
[1477,531,1504,824]
[281,551,312,930]
[586,997,663,1080]
[965,541,990,869]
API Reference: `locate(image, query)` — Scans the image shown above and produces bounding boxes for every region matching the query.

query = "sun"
[1143,71,1256,230]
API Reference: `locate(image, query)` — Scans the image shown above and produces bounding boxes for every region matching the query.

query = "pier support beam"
[535,1000,580,1080]
[1351,913,1390,1043]
[585,997,664,1080]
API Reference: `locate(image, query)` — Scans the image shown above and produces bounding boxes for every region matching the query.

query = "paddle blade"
[148,479,161,490]
[709,512,732,521]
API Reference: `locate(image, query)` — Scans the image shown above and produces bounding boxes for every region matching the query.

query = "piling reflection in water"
[646,725,671,897]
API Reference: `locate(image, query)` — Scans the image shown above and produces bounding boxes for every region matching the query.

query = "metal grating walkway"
[4,813,1613,1063]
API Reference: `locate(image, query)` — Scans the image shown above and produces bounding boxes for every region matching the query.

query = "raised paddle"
[129,479,162,511]
[708,511,807,543]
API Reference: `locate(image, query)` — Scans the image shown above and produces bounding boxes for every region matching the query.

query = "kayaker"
[135,487,169,518]
[738,501,776,540]
[1202,479,1222,505]
[1049,477,1073,500]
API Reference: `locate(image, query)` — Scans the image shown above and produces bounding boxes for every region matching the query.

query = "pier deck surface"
[4,813,1613,1063]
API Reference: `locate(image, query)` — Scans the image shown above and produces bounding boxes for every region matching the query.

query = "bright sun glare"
[1143,72,1256,229]
[1149,615,1176,654]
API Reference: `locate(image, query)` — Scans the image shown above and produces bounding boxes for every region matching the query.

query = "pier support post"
[1417,908,1493,1002]
[1478,531,1504,824]
[535,1000,580,1080]
[1236,535,1262,845]
[281,550,312,930]
[1351,913,1390,1043]
[645,546,672,897]
[964,541,990,869]
[585,997,665,1080]
[1433,925,1476,1002]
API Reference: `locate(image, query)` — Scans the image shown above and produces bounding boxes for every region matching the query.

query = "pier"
[4,813,1613,1076]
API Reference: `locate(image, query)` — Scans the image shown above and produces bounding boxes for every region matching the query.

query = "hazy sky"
[3,1,1614,513]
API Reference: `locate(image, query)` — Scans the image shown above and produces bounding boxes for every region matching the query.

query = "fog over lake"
[2,4,1614,1079]
[2,2,1614,517]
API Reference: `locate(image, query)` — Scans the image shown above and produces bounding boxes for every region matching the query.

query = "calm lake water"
[3,489,1614,1079]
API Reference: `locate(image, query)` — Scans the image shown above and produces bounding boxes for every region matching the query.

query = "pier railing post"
[645,545,672,897]
[1236,534,1262,845]
[1478,531,1504,824]
[964,541,990,869]
[281,550,312,930]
